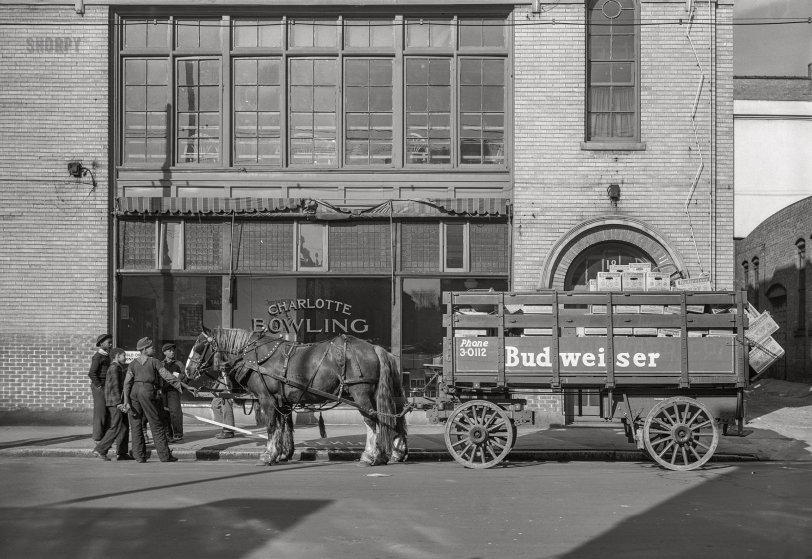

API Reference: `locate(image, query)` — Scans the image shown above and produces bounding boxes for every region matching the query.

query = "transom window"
[118,13,509,169]
[586,0,638,141]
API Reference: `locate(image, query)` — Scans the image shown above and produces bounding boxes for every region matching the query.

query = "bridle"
[186,333,220,382]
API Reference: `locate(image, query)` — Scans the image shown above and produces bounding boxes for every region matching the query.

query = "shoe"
[215,432,235,439]
[171,436,184,443]
[161,456,178,463]
[116,454,135,461]
[92,450,111,461]
[136,458,147,463]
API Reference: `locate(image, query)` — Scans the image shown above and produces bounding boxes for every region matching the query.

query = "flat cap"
[161,343,176,353]
[136,337,153,351]
[95,333,112,347]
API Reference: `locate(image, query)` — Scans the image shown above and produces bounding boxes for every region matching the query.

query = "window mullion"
[393,14,404,168]
[222,15,231,171]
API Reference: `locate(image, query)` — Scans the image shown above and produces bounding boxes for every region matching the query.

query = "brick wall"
[0,5,110,412]
[735,197,812,383]
[513,0,734,416]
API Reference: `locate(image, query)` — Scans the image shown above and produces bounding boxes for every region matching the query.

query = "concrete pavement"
[0,414,808,464]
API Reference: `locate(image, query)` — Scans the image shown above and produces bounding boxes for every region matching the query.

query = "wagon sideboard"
[442,290,749,390]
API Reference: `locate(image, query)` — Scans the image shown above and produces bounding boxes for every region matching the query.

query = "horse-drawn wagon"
[414,290,751,471]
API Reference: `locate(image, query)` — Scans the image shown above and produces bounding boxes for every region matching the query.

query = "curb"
[0,446,760,464]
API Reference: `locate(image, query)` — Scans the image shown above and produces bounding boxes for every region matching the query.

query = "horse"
[185,327,409,466]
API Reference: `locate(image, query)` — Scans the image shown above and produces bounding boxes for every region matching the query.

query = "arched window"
[564,241,652,290]
[586,0,638,141]
[798,239,806,331]
[752,257,760,308]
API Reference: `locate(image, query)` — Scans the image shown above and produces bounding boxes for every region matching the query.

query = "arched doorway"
[564,241,654,291]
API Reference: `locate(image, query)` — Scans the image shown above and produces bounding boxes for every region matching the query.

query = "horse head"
[185,327,220,383]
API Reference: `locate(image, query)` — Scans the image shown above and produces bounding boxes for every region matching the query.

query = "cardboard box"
[609,264,629,273]
[524,328,553,335]
[583,327,607,335]
[665,304,704,314]
[613,328,633,335]
[633,327,658,336]
[615,305,640,314]
[622,272,645,291]
[645,272,671,291]
[523,305,553,314]
[588,279,598,292]
[745,311,779,344]
[687,330,706,337]
[628,262,653,272]
[707,330,736,337]
[640,304,665,314]
[590,304,607,314]
[673,274,712,291]
[749,336,785,374]
[455,330,487,337]
[658,328,681,337]
[597,272,623,292]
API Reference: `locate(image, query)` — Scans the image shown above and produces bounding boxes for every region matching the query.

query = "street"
[0,458,810,559]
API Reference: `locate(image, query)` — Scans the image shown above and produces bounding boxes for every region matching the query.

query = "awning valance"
[116,197,510,218]
[116,197,301,216]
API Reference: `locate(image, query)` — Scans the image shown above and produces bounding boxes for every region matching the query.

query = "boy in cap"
[121,337,182,462]
[92,348,132,461]
[88,333,113,442]
[160,342,197,442]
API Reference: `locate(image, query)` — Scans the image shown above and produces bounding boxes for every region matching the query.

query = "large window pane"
[176,58,221,164]
[406,58,451,164]
[587,0,637,140]
[406,19,452,48]
[290,58,337,166]
[234,278,391,346]
[289,19,338,48]
[458,58,504,164]
[123,59,169,165]
[233,19,282,48]
[234,58,282,165]
[344,59,393,165]
[345,19,394,48]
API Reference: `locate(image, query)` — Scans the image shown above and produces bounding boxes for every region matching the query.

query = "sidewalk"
[0,416,809,464]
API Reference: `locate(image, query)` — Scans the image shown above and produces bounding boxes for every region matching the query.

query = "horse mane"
[211,327,255,357]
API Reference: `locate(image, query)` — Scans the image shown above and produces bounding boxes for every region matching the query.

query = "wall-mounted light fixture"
[607,183,621,206]
[67,161,97,188]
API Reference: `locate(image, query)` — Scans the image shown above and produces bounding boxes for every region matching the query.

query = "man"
[211,368,236,439]
[122,337,181,462]
[88,333,112,442]
[92,348,132,461]
[160,343,196,443]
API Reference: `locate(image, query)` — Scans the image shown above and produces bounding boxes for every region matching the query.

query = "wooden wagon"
[414,290,751,471]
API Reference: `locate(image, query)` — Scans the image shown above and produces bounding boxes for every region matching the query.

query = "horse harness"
[238,334,379,415]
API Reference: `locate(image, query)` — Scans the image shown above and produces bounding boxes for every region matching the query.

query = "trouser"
[129,386,172,461]
[164,389,183,438]
[90,383,108,441]
[211,397,234,434]
[94,406,130,457]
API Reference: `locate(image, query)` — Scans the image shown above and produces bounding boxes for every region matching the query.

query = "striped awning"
[116,197,302,216]
[362,198,510,217]
[116,196,510,218]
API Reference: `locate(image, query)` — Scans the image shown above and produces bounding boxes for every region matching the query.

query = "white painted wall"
[734,100,812,238]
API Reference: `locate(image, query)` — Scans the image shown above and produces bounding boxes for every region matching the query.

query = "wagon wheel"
[444,400,515,469]
[643,396,719,471]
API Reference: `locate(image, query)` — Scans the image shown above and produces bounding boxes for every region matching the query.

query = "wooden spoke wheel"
[444,400,515,469]
[643,397,719,471]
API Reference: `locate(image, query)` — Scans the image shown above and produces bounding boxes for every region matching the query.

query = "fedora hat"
[95,333,112,347]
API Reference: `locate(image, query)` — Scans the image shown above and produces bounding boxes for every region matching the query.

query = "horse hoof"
[255,460,271,467]
[356,460,373,468]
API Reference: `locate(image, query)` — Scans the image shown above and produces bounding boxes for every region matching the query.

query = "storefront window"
[298,223,326,270]
[118,276,223,357]
[234,277,391,347]
[401,277,508,379]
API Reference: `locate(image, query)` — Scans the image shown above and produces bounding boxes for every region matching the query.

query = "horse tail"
[373,345,398,457]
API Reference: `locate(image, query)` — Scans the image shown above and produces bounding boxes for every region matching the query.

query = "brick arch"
[539,216,687,290]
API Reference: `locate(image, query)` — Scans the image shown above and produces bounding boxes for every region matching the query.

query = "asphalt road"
[0,458,810,559]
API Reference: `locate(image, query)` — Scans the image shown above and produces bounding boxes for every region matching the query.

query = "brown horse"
[185,327,408,466]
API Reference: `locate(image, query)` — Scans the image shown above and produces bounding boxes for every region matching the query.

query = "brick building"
[734,72,812,383]
[0,0,734,424]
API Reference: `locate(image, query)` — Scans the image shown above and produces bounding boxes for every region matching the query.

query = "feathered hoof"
[356,460,373,467]
[255,459,272,467]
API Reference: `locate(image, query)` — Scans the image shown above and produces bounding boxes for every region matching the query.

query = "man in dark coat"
[122,337,181,462]
[88,333,113,441]
[160,343,196,442]
[92,348,132,461]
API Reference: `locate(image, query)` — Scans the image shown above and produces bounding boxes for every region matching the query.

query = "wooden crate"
[597,272,623,291]
[622,272,646,291]
[645,272,671,291]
